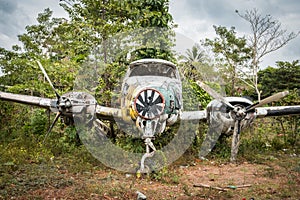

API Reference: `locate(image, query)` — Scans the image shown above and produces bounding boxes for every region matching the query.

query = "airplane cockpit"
[127,59,180,79]
[129,63,178,79]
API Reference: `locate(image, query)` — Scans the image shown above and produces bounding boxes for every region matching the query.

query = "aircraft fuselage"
[120,59,182,136]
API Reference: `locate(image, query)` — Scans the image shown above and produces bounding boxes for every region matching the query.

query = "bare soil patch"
[5,155,298,200]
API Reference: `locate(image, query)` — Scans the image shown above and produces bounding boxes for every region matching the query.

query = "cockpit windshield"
[129,63,177,78]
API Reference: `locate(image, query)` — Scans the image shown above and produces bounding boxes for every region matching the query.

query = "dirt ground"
[5,154,298,200]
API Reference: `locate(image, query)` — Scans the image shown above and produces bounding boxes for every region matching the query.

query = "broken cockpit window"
[129,63,177,78]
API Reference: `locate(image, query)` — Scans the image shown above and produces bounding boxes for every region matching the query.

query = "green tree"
[258,60,300,147]
[0,0,177,144]
[59,0,175,62]
[0,0,176,100]
[258,60,300,98]
[204,26,251,96]
[182,44,205,63]
[0,8,82,98]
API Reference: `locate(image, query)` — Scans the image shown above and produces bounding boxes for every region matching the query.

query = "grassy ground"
[0,117,299,199]
[0,148,299,200]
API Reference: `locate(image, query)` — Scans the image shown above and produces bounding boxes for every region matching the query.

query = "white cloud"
[0,0,67,50]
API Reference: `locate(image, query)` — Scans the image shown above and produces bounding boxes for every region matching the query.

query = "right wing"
[96,105,122,121]
[0,91,123,121]
[0,91,53,109]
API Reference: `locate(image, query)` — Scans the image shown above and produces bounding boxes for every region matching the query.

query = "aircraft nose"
[134,88,165,119]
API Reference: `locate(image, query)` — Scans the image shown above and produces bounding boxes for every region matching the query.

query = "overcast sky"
[0,0,299,68]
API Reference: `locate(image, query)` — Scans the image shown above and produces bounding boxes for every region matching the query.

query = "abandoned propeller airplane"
[1,58,300,173]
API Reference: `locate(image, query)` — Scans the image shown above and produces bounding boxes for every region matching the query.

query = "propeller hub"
[232,105,246,121]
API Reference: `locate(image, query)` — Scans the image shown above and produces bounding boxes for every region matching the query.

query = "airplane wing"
[0,91,122,121]
[255,105,300,118]
[96,105,122,120]
[0,91,52,108]
[178,104,300,121]
[180,110,207,121]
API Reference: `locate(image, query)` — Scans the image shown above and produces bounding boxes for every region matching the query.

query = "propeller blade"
[246,91,289,112]
[196,81,235,110]
[36,61,61,99]
[230,120,241,162]
[199,110,230,159]
[43,112,61,143]
[199,123,223,159]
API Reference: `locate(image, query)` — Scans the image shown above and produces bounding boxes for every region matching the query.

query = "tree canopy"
[0,0,176,97]
[258,60,300,99]
[204,25,251,96]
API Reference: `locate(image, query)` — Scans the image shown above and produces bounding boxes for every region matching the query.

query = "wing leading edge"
[0,91,52,108]
[256,105,300,117]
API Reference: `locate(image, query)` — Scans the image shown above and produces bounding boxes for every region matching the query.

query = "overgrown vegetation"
[0,1,299,199]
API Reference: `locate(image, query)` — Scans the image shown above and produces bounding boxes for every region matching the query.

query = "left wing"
[180,110,207,121]
[256,105,300,117]
[195,81,300,161]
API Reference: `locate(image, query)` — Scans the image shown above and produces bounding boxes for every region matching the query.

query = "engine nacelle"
[206,97,255,136]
